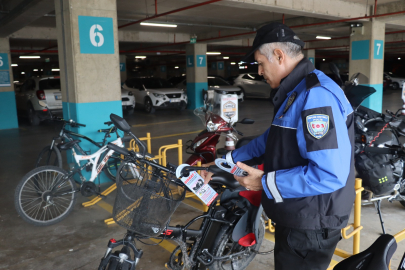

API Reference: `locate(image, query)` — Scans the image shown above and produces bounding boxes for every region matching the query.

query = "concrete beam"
[0,0,55,37]
[376,1,405,23]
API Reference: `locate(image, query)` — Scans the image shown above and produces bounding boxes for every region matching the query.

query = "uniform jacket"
[226,58,355,230]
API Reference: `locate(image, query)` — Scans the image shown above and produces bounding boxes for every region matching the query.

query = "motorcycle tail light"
[361,135,367,144]
[36,90,46,100]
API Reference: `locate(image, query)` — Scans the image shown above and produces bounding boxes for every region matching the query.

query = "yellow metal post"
[353,178,362,254]
[178,139,182,165]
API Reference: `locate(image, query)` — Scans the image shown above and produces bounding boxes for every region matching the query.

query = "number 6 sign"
[78,16,114,54]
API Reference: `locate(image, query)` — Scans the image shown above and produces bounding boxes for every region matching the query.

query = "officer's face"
[255,50,284,89]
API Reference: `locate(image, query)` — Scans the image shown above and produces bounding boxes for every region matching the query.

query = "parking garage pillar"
[186,44,207,109]
[304,49,315,65]
[349,21,385,113]
[0,38,18,130]
[55,0,122,182]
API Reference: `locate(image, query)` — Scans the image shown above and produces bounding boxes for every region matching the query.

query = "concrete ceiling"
[3,0,405,74]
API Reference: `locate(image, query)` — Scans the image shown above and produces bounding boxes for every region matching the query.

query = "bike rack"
[326,178,364,269]
[82,133,152,208]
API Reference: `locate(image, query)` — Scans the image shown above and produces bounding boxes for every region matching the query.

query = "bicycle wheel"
[14,166,77,226]
[102,153,122,181]
[209,219,265,270]
[35,145,63,168]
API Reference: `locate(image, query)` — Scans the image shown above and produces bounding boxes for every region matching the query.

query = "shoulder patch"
[306,114,329,139]
[306,72,321,91]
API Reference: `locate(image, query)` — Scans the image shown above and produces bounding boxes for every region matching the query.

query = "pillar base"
[187,82,207,110]
[0,91,18,129]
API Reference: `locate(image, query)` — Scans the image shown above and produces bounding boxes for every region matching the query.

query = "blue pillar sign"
[186,55,194,67]
[374,40,384,59]
[120,63,126,72]
[211,62,217,70]
[0,53,10,87]
[78,16,114,54]
[196,55,206,67]
[309,57,315,64]
[218,61,224,70]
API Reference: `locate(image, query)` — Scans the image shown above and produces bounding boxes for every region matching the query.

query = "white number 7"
[199,56,204,65]
[376,43,381,55]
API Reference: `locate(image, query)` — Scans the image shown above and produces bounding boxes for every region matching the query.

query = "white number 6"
[90,24,104,47]
[0,56,3,67]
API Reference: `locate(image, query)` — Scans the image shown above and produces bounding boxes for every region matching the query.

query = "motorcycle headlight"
[153,93,165,98]
[128,91,133,96]
[206,120,220,132]
[193,137,208,150]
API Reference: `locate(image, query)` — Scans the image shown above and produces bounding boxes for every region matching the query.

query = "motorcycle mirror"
[38,100,47,107]
[238,118,254,124]
[110,113,131,133]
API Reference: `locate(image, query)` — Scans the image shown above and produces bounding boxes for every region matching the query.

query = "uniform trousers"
[274,224,341,270]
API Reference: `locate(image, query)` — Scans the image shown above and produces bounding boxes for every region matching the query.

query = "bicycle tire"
[35,145,63,168]
[14,166,77,226]
[209,219,265,270]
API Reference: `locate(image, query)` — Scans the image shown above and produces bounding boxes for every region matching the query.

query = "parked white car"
[122,77,187,113]
[233,73,271,99]
[175,75,243,101]
[384,72,405,90]
[15,76,62,125]
[121,87,135,115]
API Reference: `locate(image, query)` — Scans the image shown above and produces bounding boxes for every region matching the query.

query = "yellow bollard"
[353,178,362,254]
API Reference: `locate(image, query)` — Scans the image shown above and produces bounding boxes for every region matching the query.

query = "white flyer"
[215,158,248,177]
[176,164,218,206]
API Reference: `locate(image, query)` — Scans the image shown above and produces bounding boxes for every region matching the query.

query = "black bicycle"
[97,114,266,270]
[35,116,123,181]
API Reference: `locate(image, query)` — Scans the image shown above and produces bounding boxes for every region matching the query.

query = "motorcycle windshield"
[345,85,377,110]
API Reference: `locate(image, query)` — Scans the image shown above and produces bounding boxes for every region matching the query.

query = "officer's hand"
[234,162,264,191]
[200,161,215,184]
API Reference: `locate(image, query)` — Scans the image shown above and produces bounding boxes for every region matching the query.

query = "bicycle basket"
[113,161,185,237]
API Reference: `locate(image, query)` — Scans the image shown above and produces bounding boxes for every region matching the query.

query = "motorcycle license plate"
[170,98,180,103]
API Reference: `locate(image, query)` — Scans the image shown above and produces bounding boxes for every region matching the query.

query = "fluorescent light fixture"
[230,62,236,65]
[206,52,221,55]
[52,68,60,71]
[11,64,18,67]
[19,56,40,59]
[399,57,401,60]
[41,69,43,71]
[140,22,177,28]
[223,56,229,59]
[21,72,25,74]
[33,69,38,71]
[174,66,179,69]
[316,36,331,40]
[238,61,244,64]
[239,66,245,69]
[135,56,147,59]
[323,59,326,61]
[14,81,19,83]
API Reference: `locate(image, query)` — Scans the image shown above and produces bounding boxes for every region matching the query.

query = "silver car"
[176,75,243,101]
[233,73,271,98]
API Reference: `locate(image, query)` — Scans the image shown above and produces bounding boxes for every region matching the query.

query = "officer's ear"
[273,49,284,64]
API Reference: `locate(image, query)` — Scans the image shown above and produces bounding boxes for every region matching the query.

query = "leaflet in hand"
[215,158,248,177]
[176,164,218,206]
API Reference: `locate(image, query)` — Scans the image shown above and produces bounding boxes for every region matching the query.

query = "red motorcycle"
[185,106,255,166]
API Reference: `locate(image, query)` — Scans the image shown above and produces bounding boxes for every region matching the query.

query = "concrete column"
[186,43,207,109]
[119,54,127,83]
[0,38,18,129]
[349,21,385,112]
[304,49,315,65]
[55,0,122,182]
[156,65,167,79]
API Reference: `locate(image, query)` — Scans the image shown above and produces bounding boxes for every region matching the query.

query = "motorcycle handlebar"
[364,146,400,155]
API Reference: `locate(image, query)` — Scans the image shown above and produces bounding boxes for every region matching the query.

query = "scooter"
[185,92,255,166]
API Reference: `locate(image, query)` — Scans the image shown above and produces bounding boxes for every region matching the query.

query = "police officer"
[202,22,355,270]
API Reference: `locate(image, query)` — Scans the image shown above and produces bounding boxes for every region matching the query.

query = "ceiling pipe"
[304,29,405,43]
[374,0,378,15]
[118,0,223,29]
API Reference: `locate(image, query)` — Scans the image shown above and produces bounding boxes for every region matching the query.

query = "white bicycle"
[14,135,131,226]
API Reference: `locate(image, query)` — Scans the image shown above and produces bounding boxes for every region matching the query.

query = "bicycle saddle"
[210,166,241,190]
[334,234,397,270]
[59,140,81,151]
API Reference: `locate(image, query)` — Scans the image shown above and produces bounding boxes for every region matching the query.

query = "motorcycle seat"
[210,172,241,190]
[333,234,397,270]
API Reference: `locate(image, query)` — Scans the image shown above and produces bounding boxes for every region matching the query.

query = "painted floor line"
[151,130,202,140]
[132,119,191,127]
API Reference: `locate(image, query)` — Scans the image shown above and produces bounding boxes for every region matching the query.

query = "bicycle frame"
[71,137,124,183]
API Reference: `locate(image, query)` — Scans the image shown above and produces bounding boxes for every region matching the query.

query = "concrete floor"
[0,88,404,270]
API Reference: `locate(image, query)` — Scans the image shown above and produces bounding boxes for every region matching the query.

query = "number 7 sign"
[374,40,383,60]
[196,55,206,67]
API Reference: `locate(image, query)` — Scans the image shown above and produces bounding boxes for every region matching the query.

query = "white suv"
[384,72,405,90]
[122,77,187,113]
